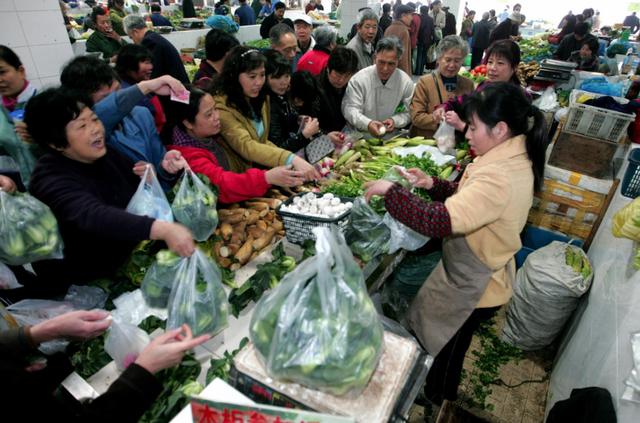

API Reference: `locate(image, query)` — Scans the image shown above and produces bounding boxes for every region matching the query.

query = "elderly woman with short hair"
[296,25,338,75]
[410,35,474,137]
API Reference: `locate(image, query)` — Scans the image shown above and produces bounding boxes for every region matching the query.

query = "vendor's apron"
[406,234,494,356]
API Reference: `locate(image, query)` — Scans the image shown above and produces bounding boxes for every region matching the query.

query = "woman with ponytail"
[364,82,547,409]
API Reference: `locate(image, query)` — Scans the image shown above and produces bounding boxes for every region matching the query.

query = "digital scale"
[534,59,578,82]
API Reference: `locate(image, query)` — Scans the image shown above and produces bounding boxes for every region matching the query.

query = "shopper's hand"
[367,120,386,137]
[105,29,121,42]
[432,107,446,122]
[265,165,305,187]
[30,310,112,344]
[363,179,395,202]
[135,324,210,374]
[14,121,33,144]
[400,168,434,189]
[382,118,395,133]
[161,150,188,174]
[151,221,195,257]
[327,131,345,147]
[444,111,465,131]
[139,75,187,98]
[133,162,154,179]
[301,117,320,139]
[291,155,320,180]
[0,175,17,193]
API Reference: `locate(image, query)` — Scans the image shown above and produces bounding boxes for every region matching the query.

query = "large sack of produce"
[171,169,218,241]
[141,249,182,308]
[0,190,63,265]
[250,226,384,396]
[502,241,593,351]
[126,165,173,221]
[166,249,229,336]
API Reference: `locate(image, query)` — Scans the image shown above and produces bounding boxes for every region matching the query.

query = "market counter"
[546,147,640,421]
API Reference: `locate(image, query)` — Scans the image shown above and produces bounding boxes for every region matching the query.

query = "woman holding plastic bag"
[22,88,195,296]
[364,83,547,407]
[168,87,306,204]
[0,309,209,422]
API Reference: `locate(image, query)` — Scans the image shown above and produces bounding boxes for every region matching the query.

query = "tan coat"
[444,135,534,307]
[214,94,291,173]
[384,20,412,77]
[410,72,474,137]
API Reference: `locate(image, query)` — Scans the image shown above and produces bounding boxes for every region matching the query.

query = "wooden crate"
[527,178,619,250]
[548,130,622,179]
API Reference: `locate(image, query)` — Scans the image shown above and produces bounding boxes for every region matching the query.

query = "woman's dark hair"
[290,71,318,111]
[108,0,124,8]
[484,39,521,85]
[419,5,429,16]
[151,4,162,13]
[383,3,391,13]
[327,46,359,75]
[115,44,152,82]
[462,82,546,192]
[582,37,600,56]
[173,86,209,131]
[212,46,267,119]
[90,5,108,23]
[61,56,117,106]
[559,14,576,37]
[0,45,22,69]
[204,28,240,62]
[24,88,90,151]
[264,49,291,79]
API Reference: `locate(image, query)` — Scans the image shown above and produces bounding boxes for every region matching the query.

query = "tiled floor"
[409,309,555,423]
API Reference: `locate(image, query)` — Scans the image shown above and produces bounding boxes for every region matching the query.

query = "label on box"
[190,398,354,423]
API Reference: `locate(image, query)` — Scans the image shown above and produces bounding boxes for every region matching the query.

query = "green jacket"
[110,9,127,36]
[86,31,127,60]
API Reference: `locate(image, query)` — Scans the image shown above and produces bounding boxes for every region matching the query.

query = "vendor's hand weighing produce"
[0,190,63,265]
[171,169,219,241]
[250,227,384,395]
[167,249,229,336]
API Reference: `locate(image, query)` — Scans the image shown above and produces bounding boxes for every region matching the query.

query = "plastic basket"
[565,90,634,143]
[621,148,640,198]
[276,193,353,245]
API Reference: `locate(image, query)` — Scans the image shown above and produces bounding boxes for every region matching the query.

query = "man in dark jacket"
[442,6,456,37]
[415,5,434,75]
[235,0,256,26]
[471,12,491,68]
[379,3,393,33]
[260,2,293,39]
[554,22,596,61]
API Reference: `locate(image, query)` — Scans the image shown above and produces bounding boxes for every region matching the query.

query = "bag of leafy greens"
[142,249,182,308]
[0,190,63,265]
[346,197,390,262]
[250,226,384,396]
[126,165,173,222]
[166,249,229,337]
[171,169,218,242]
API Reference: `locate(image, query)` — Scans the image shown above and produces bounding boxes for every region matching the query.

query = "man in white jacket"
[342,36,415,137]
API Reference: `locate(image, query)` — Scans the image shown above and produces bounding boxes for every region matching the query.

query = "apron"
[406,234,494,356]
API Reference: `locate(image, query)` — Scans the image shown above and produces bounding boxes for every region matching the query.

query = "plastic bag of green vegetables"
[250,226,384,396]
[346,197,390,262]
[126,165,174,222]
[0,190,63,265]
[171,169,218,241]
[382,166,413,189]
[142,250,182,308]
[167,249,229,337]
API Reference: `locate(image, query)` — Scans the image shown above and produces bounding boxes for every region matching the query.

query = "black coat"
[260,14,294,39]
[141,31,190,84]
[313,70,347,133]
[29,149,155,293]
[268,91,309,153]
[443,12,456,37]
[489,19,513,44]
[418,13,435,47]
[472,19,491,49]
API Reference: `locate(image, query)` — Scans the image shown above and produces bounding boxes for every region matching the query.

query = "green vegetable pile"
[0,191,63,265]
[565,245,592,280]
[228,243,296,317]
[245,38,271,49]
[519,37,552,63]
[171,170,219,242]
[167,249,229,337]
[250,227,383,395]
[142,249,182,308]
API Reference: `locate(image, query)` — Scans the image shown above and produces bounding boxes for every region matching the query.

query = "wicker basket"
[565,89,634,143]
[276,193,353,245]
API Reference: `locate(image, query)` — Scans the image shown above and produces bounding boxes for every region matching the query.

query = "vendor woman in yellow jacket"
[210,46,319,180]
[365,82,546,407]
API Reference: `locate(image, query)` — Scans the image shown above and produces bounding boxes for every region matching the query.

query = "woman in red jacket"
[169,87,305,204]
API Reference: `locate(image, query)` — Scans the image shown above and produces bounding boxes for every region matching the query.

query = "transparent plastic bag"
[64,285,107,310]
[612,197,640,241]
[166,249,229,337]
[0,190,64,265]
[142,249,182,309]
[104,318,150,371]
[171,169,218,242]
[0,262,22,289]
[434,121,456,155]
[382,166,413,189]
[383,212,430,254]
[126,165,173,222]
[346,197,390,262]
[250,226,384,396]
